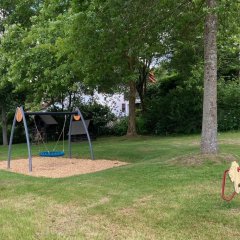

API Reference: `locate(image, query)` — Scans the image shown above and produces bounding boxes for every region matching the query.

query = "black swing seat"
[39,151,65,157]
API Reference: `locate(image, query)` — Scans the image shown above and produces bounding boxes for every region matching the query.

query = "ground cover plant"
[1,133,240,239]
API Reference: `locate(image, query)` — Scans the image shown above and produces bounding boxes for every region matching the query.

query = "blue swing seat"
[39,151,65,157]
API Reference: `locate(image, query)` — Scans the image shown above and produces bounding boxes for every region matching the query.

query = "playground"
[0,106,127,178]
[0,0,238,239]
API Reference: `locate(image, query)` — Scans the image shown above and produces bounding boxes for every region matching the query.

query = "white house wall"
[82,92,130,117]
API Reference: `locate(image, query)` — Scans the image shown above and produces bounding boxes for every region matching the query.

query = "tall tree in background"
[201,0,218,154]
[70,0,172,136]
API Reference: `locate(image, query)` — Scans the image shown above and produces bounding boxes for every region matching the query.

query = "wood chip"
[0,157,128,178]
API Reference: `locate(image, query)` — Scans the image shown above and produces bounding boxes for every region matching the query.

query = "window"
[122,103,126,113]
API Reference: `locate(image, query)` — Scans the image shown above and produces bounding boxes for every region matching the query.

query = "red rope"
[221,169,237,202]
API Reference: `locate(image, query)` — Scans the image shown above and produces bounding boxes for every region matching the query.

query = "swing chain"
[33,114,67,154]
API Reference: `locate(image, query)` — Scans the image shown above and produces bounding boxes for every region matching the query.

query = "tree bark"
[136,64,148,112]
[127,81,137,136]
[1,105,8,146]
[201,0,218,154]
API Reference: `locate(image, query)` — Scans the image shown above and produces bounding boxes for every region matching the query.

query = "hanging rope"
[52,114,67,152]
[32,117,50,153]
[33,114,67,157]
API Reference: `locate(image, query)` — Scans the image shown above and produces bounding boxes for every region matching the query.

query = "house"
[81,91,141,117]
[80,72,156,117]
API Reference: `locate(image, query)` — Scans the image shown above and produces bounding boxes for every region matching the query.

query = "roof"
[39,115,58,125]
[69,120,90,135]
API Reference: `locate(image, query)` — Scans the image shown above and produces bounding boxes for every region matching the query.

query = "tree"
[218,1,240,81]
[0,0,81,110]
[70,0,172,136]
[1,0,238,144]
[0,83,12,146]
[201,0,218,154]
[0,0,42,145]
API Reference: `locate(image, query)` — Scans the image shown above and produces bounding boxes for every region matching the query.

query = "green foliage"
[141,75,240,135]
[78,102,116,136]
[0,0,80,109]
[136,116,149,135]
[218,1,240,82]
[142,73,203,135]
[0,0,43,31]
[108,116,148,136]
[70,0,173,89]
[0,123,25,144]
[109,117,128,136]
[218,79,240,131]
[0,0,239,141]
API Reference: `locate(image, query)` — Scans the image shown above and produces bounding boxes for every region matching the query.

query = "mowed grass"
[1,133,240,239]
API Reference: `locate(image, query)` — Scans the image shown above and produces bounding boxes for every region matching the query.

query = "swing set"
[32,114,67,157]
[7,106,94,172]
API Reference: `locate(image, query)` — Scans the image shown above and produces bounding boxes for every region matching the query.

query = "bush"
[218,79,240,131]
[136,117,149,135]
[109,117,128,136]
[142,74,203,135]
[77,102,116,136]
[0,124,26,145]
[141,75,240,135]
[106,116,149,136]
[0,110,26,145]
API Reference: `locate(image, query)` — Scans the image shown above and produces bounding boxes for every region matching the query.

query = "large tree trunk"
[1,105,8,146]
[201,0,218,154]
[127,81,137,136]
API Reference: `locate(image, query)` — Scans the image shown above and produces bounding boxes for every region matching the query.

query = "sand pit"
[0,157,128,178]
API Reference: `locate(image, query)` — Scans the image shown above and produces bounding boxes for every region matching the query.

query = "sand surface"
[0,157,128,178]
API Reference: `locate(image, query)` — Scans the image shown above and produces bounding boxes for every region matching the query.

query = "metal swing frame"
[7,106,94,172]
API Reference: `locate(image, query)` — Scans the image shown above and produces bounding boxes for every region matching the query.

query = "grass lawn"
[1,132,240,239]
